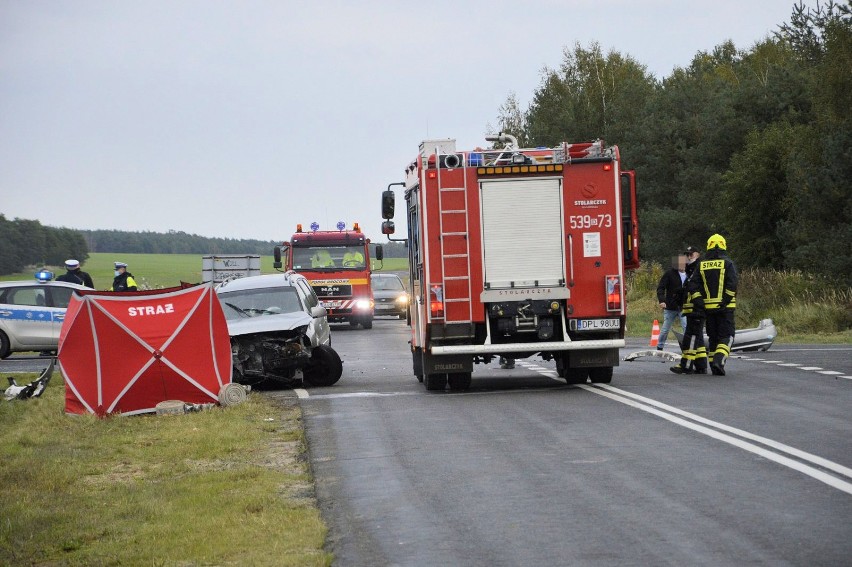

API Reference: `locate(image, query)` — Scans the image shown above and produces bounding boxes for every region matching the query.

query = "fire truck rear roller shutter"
[481,178,566,289]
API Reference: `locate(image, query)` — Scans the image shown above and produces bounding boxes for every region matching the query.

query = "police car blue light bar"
[35,269,54,282]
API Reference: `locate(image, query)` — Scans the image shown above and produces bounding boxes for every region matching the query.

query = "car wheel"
[303,345,343,387]
[0,331,10,359]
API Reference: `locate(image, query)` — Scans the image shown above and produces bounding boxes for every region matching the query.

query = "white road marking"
[578,384,852,495]
[595,384,852,479]
[741,356,850,376]
[515,360,852,493]
[306,391,419,399]
[294,388,309,399]
[766,347,852,352]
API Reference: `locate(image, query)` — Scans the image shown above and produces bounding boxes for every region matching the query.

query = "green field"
[1,253,410,290]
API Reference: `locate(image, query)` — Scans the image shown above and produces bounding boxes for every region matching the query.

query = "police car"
[0,270,88,358]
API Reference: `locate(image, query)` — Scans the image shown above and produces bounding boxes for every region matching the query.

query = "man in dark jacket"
[111,261,138,291]
[699,234,738,375]
[56,259,94,288]
[685,246,701,278]
[655,253,687,350]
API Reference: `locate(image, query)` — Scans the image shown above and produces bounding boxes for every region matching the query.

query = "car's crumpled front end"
[226,313,315,386]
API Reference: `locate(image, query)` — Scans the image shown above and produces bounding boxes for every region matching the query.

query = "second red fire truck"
[274,222,378,329]
[381,134,639,390]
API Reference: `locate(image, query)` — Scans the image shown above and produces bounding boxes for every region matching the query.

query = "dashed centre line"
[739,356,851,379]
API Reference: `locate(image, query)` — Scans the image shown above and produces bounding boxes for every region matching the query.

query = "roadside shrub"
[624,263,852,340]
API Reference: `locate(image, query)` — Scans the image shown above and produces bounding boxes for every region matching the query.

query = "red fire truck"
[274,222,379,329]
[381,134,639,390]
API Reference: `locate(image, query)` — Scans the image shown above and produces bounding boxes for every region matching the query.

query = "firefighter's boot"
[670,359,693,375]
[709,353,726,376]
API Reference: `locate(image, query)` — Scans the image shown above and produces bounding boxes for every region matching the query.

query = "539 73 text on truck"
[381,134,639,390]
[274,222,379,329]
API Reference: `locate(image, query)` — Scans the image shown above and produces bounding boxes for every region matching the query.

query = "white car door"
[48,286,78,342]
[0,286,55,349]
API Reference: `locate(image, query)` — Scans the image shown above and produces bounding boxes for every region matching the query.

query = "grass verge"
[0,374,331,566]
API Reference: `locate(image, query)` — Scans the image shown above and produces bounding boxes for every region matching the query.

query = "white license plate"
[322,301,342,309]
[575,318,620,330]
[375,304,394,310]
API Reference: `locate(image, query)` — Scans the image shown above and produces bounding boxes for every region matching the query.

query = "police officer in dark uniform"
[56,259,95,288]
[111,261,138,291]
[699,234,737,375]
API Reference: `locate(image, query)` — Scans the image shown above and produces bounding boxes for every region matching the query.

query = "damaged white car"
[215,272,343,388]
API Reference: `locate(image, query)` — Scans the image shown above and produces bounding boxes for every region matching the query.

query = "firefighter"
[670,270,707,374]
[111,262,138,291]
[699,234,737,375]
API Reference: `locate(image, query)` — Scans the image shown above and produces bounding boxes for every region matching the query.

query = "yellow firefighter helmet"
[707,233,727,250]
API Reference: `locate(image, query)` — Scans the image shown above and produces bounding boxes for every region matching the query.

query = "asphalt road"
[296,319,852,567]
[3,324,850,565]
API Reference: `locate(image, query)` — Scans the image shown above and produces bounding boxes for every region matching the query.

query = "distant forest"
[0,214,408,275]
[492,1,850,284]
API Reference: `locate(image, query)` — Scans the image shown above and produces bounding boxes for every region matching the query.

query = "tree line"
[493,1,851,284]
[0,213,410,276]
[0,214,90,275]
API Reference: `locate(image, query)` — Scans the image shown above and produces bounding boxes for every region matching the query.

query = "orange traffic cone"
[649,319,660,347]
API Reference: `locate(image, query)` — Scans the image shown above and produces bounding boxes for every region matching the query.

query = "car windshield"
[292,245,366,270]
[218,287,303,320]
[372,276,404,291]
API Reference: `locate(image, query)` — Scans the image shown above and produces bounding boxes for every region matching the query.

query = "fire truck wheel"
[588,367,613,384]
[564,368,590,385]
[412,349,424,382]
[423,372,447,391]
[361,317,373,329]
[303,345,343,387]
[447,372,472,391]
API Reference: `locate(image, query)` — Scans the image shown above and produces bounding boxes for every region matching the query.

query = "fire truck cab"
[381,134,639,390]
[274,222,378,329]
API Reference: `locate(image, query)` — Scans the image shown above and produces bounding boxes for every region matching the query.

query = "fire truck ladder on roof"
[436,153,473,325]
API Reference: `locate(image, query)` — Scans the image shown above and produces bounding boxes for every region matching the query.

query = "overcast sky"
[1,0,797,243]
